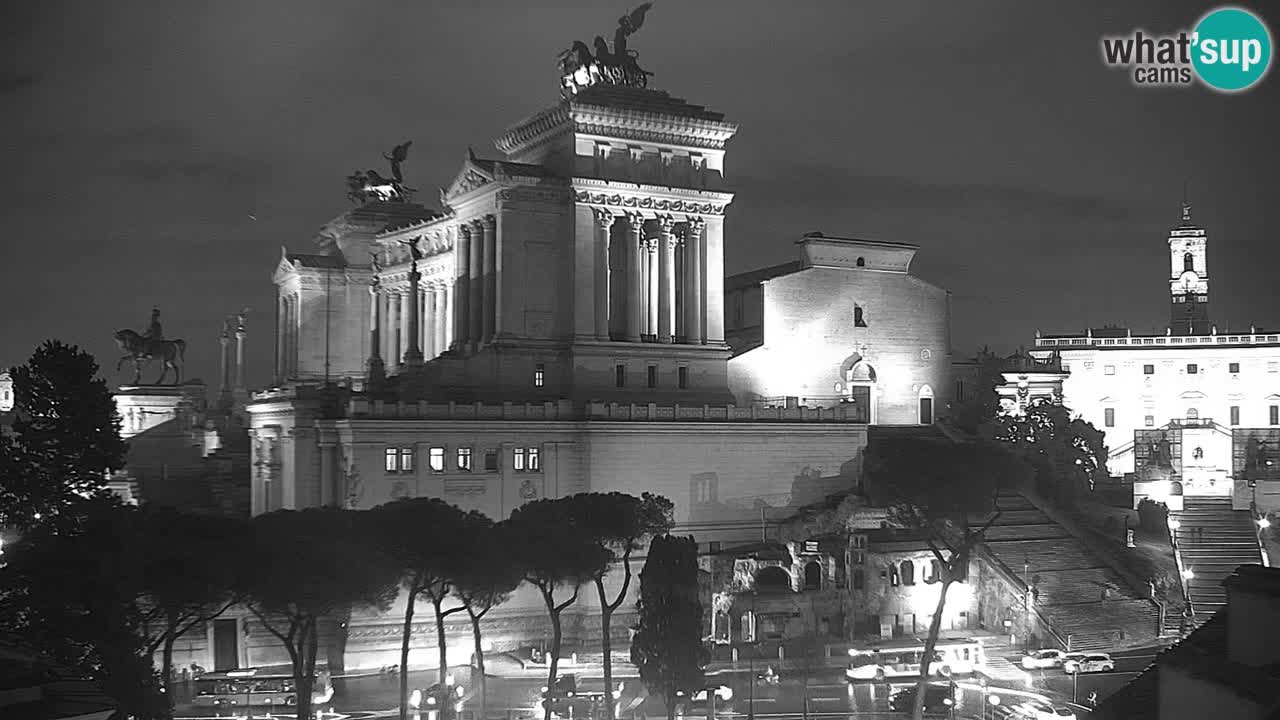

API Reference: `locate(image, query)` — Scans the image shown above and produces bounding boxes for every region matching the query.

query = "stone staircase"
[1171,496,1263,622]
[981,492,1160,652]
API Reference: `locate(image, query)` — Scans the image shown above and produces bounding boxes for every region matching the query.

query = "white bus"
[845,638,985,681]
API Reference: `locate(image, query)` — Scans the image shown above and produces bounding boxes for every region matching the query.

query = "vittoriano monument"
[114,307,187,385]
[558,3,654,97]
[346,141,415,204]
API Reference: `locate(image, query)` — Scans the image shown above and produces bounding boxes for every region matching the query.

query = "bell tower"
[1169,200,1210,335]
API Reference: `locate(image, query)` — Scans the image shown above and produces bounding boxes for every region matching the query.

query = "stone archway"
[756,566,791,592]
[837,353,876,423]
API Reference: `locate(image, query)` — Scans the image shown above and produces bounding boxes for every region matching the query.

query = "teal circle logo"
[1192,7,1272,92]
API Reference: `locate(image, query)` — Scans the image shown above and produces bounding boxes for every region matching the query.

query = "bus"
[192,668,334,711]
[844,638,985,681]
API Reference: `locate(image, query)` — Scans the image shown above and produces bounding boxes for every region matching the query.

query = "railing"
[974,544,1069,651]
[1166,517,1196,622]
[342,398,872,423]
[1037,331,1280,347]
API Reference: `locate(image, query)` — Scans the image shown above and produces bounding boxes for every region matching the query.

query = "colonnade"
[595,210,708,344]
[374,282,454,370]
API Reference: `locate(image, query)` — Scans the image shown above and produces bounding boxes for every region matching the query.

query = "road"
[175,646,1163,720]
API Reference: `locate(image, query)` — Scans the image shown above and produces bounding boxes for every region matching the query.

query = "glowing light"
[409,690,422,709]
[989,695,1001,706]
[480,638,493,652]
[1259,518,1271,529]
[718,686,733,701]
[445,674,454,687]
[455,686,464,699]
[1182,568,1195,580]
[1168,519,1181,530]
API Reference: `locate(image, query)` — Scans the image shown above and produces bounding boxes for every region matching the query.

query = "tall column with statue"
[594,209,614,340]
[367,254,385,388]
[401,237,425,368]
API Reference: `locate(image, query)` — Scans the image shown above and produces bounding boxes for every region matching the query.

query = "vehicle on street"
[1010,698,1077,719]
[411,678,468,720]
[1062,652,1115,674]
[541,674,609,719]
[888,682,956,714]
[680,685,734,716]
[845,638,985,681]
[1020,648,1068,670]
[192,667,333,710]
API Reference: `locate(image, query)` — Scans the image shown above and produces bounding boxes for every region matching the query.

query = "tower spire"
[1181,179,1192,223]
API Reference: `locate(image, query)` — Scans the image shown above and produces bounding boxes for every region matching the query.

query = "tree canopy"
[630,535,706,720]
[987,398,1109,504]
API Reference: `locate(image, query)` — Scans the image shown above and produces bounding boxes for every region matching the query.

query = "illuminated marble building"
[1027,204,1280,511]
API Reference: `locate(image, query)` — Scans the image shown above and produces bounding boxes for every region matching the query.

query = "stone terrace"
[980,492,1160,652]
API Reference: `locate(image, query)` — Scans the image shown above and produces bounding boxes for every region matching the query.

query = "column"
[625,214,643,342]
[218,325,231,397]
[454,226,471,349]
[234,321,246,390]
[276,296,286,382]
[389,292,402,369]
[469,219,484,347]
[482,214,496,343]
[423,288,436,358]
[646,239,659,338]
[594,209,613,340]
[658,217,676,343]
[367,281,385,383]
[404,263,423,367]
[442,284,454,351]
[703,216,725,344]
[685,218,705,344]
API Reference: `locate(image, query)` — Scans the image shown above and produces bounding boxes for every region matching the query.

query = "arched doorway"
[756,566,791,591]
[803,561,822,590]
[838,354,877,423]
[918,385,935,425]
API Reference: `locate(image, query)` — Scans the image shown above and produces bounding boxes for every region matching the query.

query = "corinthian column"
[646,239,659,338]
[403,259,423,367]
[482,214,496,343]
[594,209,614,340]
[658,216,676,343]
[625,214,643,342]
[469,219,484,347]
[684,218,705,345]
[367,277,385,386]
[454,225,471,349]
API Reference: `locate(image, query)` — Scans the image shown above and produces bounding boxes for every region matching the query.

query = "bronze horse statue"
[114,329,186,385]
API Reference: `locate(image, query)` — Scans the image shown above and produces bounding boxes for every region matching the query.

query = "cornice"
[495,104,573,155]
[571,178,733,217]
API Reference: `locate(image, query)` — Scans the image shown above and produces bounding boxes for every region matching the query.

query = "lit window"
[429,447,445,473]
[1145,415,1154,427]
[851,534,867,549]
[528,446,540,471]
[889,566,900,587]
[1105,408,1115,427]
[1230,406,1240,426]
[804,540,819,553]
[457,447,473,472]
[1143,364,1154,375]
[854,305,867,328]
[1104,365,1115,375]
[399,448,414,472]
[534,363,545,387]
[1229,362,1240,373]
[385,448,398,473]
[678,366,688,389]
[514,447,526,471]
[1187,363,1198,374]
[484,450,499,472]
[901,560,916,586]
[647,365,657,388]
[615,364,626,387]
[1271,406,1279,426]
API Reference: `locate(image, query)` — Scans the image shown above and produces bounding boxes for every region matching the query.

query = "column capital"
[593,207,615,229]
[685,216,706,234]
[459,223,473,239]
[626,213,645,232]
[658,215,677,234]
[482,214,496,231]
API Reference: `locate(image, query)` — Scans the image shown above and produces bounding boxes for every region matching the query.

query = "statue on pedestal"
[558,3,655,97]
[113,307,187,385]
[346,141,416,204]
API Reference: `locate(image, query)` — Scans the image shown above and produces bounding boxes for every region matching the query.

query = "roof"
[708,541,793,563]
[468,157,557,179]
[344,201,442,233]
[570,85,727,122]
[287,252,346,269]
[796,232,919,250]
[725,261,803,291]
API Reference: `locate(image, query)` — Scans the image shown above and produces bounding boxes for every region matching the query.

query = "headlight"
[456,686,465,698]
[409,690,422,709]
[718,687,733,701]
[427,696,438,706]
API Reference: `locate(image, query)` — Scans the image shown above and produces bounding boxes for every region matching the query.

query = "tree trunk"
[596,577,616,720]
[162,631,177,715]
[296,618,317,720]
[433,596,449,685]
[912,579,953,720]
[542,587,564,720]
[400,586,418,720]
[665,692,676,720]
[469,610,487,720]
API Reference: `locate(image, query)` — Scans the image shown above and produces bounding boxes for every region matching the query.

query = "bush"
[1137,499,1169,533]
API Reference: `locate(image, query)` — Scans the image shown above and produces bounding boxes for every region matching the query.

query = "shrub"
[1137,498,1169,533]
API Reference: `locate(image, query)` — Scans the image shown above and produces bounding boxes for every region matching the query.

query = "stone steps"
[984,524,1072,541]
[985,538,1106,572]
[1170,499,1264,624]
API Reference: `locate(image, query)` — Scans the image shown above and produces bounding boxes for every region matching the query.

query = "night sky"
[2,1,1277,389]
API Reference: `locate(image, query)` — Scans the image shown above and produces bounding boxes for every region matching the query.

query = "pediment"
[1267,394,1280,401]
[442,150,495,201]
[272,247,298,284]
[1179,391,1208,400]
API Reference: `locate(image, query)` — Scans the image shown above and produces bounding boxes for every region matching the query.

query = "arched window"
[1187,408,1200,420]
[925,559,941,584]
[889,565,900,587]
[1170,481,1184,496]
[918,385,935,425]
[853,569,865,589]
[856,257,865,267]
[756,566,790,592]
[854,305,867,328]
[803,561,822,590]
[1184,252,1194,272]
[901,560,916,586]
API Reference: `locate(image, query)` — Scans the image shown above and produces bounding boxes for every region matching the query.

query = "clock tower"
[1169,201,1210,335]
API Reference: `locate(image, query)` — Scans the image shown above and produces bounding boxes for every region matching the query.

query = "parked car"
[1062,652,1115,674]
[1021,649,1068,669]
[889,683,956,714]
[1011,699,1077,719]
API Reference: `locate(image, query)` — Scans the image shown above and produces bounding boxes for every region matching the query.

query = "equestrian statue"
[347,141,415,204]
[558,3,655,96]
[114,308,187,385]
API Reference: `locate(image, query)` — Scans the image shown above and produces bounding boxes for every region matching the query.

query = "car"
[410,680,467,719]
[1011,699,1077,720]
[1020,649,1068,669]
[1062,652,1115,674]
[889,683,956,714]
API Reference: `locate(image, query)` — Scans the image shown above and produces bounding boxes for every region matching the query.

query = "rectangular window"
[1229,362,1240,373]
[1104,408,1115,427]
[678,366,688,389]
[484,450,499,472]
[514,447,526,471]
[615,364,626,387]
[528,446,541,471]
[1272,406,1279,426]
[851,551,865,565]
[1143,364,1155,375]
[1145,415,1154,427]
[534,363,545,387]
[385,448,398,473]
[1104,365,1115,375]
[429,447,445,473]
[457,447,473,472]
[1187,363,1198,374]
[804,540,819,553]
[398,448,414,473]
[1230,406,1241,426]
[851,534,867,549]
[647,365,657,389]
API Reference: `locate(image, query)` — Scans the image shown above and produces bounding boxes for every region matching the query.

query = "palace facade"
[1025,205,1280,512]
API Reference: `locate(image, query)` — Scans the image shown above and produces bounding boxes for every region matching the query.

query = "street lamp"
[1182,568,1195,581]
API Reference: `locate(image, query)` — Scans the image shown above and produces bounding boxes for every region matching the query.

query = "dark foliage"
[451,516,523,720]
[987,398,1109,507]
[630,534,707,720]
[1137,498,1170,533]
